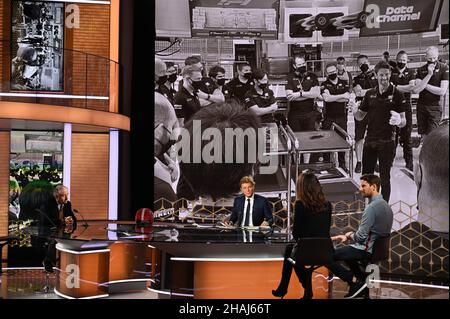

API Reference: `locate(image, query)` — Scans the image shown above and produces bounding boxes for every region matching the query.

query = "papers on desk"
[184,223,214,229]
[217,221,236,229]
[217,225,236,230]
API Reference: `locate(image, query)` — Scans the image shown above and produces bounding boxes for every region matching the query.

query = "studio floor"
[0,269,447,299]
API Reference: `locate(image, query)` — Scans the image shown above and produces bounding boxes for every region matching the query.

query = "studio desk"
[48,221,331,299]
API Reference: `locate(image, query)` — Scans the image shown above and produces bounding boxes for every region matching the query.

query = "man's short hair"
[293,54,306,62]
[208,65,226,78]
[54,184,68,196]
[383,51,390,57]
[252,68,267,80]
[374,61,391,74]
[181,65,202,77]
[179,102,260,199]
[240,176,255,187]
[236,62,251,71]
[185,55,202,66]
[360,174,381,191]
[426,46,439,55]
[155,57,167,78]
[336,56,345,62]
[396,50,407,58]
[357,54,368,62]
[325,62,337,72]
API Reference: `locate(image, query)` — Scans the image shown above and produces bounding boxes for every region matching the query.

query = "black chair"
[358,234,391,299]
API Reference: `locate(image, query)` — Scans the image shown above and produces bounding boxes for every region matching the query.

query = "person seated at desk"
[225,176,272,227]
[42,185,77,272]
[272,171,332,299]
[328,174,393,299]
[47,185,77,228]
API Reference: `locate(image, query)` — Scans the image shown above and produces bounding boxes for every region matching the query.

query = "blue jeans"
[327,245,372,283]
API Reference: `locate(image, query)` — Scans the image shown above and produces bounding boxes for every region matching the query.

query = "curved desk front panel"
[38,222,331,299]
[56,244,110,299]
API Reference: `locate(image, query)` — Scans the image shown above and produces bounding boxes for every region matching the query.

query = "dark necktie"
[58,204,64,222]
[244,198,251,226]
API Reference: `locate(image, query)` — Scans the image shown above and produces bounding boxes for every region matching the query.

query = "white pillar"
[108,129,119,220]
[63,123,72,198]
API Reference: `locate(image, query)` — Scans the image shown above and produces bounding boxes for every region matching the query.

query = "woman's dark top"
[292,200,332,241]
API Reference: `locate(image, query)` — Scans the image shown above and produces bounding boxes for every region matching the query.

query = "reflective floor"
[0,269,447,299]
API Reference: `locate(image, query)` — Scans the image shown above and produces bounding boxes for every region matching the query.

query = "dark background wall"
[119,0,155,220]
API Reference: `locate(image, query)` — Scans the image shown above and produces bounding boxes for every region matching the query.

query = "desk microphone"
[73,209,89,228]
[35,209,57,230]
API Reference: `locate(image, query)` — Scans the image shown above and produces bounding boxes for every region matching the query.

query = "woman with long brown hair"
[272,170,332,299]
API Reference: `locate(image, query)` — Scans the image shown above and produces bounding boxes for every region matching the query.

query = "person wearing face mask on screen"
[208,65,229,99]
[285,55,321,164]
[336,56,353,89]
[173,65,203,124]
[244,68,278,123]
[155,61,178,104]
[286,55,321,132]
[353,55,378,174]
[225,62,255,105]
[320,62,351,172]
[391,51,416,172]
[182,55,225,107]
[413,46,449,139]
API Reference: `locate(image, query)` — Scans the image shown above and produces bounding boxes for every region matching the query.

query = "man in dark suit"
[227,176,273,227]
[42,185,77,272]
[46,185,77,229]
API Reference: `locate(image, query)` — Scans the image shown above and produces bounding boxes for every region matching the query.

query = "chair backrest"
[293,237,335,266]
[371,235,391,263]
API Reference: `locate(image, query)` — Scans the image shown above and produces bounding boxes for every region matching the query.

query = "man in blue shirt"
[328,174,393,298]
